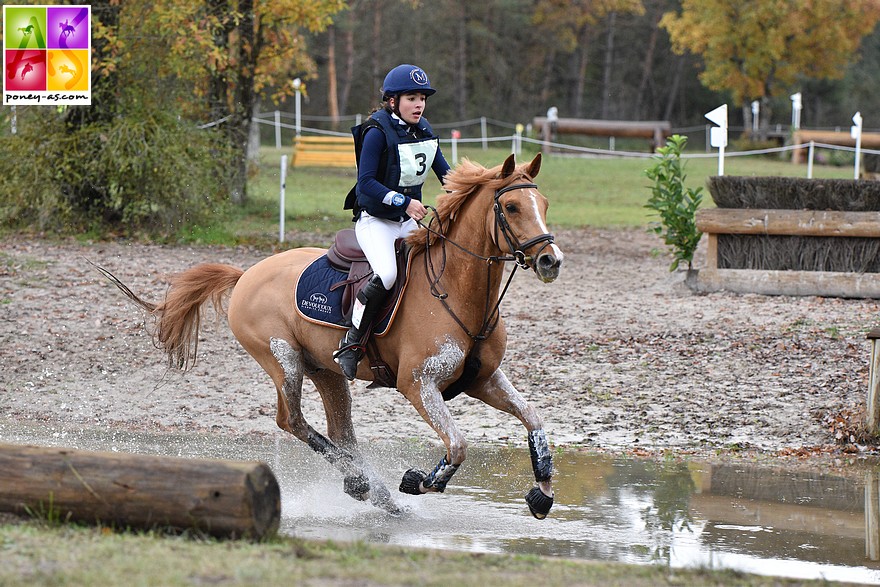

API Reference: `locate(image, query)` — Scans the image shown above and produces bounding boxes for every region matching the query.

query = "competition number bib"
[396,139,439,187]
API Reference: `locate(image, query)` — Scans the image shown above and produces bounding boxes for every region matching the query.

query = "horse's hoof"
[363,478,408,516]
[525,486,553,519]
[399,468,427,495]
[344,474,370,501]
[373,493,407,517]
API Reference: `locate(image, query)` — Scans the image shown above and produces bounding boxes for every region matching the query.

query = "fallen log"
[792,129,880,163]
[0,443,280,539]
[532,116,671,139]
[531,116,671,153]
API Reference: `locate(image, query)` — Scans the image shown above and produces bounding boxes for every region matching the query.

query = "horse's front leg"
[466,368,554,519]
[398,342,468,496]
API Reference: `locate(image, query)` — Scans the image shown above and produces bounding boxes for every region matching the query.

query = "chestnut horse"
[102,153,563,518]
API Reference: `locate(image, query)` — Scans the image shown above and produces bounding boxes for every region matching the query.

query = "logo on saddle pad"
[301,292,332,315]
[294,254,401,335]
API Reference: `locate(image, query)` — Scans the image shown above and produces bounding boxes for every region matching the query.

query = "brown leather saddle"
[325,228,410,387]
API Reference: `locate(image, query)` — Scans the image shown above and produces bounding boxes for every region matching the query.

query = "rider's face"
[392,93,427,125]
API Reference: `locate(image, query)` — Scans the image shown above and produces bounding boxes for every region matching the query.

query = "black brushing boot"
[334,275,389,380]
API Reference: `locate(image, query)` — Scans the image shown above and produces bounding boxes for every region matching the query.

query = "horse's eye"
[505,203,518,214]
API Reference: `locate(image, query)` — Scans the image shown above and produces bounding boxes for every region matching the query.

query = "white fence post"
[791,92,802,130]
[293,78,302,137]
[853,111,863,180]
[279,155,287,243]
[807,141,815,179]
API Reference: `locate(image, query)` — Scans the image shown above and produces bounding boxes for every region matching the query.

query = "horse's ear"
[500,154,517,178]
[526,153,542,179]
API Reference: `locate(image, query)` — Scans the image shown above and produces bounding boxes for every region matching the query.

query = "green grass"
[237,145,853,245]
[0,520,835,587]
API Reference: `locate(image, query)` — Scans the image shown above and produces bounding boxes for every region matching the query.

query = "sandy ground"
[1,228,877,457]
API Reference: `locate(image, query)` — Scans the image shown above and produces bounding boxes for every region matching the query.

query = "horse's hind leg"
[269,339,355,472]
[307,367,400,513]
[268,338,398,511]
[466,368,554,519]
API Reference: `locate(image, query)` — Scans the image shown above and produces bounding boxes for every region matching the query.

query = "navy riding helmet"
[381,64,436,99]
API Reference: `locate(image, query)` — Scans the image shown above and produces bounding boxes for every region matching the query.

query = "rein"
[417,182,555,342]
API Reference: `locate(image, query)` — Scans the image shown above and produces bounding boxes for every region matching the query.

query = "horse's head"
[410,153,563,283]
[490,153,563,283]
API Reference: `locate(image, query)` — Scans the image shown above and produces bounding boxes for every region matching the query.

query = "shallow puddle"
[2,421,880,584]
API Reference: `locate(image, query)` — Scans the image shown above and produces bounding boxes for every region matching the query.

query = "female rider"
[335,64,451,380]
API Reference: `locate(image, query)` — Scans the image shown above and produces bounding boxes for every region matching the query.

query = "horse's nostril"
[538,254,559,270]
[535,255,561,283]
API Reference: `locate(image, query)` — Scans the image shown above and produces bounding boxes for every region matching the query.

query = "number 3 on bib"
[397,140,438,187]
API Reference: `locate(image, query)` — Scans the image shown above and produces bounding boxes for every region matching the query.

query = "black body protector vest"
[344,108,439,221]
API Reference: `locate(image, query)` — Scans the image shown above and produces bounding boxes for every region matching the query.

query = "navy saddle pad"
[294,255,392,333]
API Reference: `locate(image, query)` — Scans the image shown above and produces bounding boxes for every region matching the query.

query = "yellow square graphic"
[47,48,88,91]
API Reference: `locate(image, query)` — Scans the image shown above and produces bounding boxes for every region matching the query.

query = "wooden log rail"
[692,208,880,298]
[792,129,880,164]
[292,135,356,169]
[531,116,671,151]
[868,327,880,431]
[697,208,880,238]
[0,444,281,539]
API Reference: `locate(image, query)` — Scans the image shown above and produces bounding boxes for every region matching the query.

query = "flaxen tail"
[91,260,244,370]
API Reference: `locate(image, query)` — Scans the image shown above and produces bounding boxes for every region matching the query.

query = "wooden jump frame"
[792,129,880,164]
[531,116,672,152]
[690,208,880,298]
[292,135,356,169]
[868,327,880,432]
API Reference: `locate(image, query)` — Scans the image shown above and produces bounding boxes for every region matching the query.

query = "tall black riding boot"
[334,275,389,380]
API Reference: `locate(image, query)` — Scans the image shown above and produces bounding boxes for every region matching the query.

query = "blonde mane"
[406,158,537,255]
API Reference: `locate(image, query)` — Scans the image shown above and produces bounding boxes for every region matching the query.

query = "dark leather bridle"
[419,182,556,342]
[492,182,556,270]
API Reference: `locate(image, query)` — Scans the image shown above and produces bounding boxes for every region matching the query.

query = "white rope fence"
[247,112,880,179]
[244,112,880,242]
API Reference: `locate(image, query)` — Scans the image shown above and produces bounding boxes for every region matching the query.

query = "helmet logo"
[410,68,429,86]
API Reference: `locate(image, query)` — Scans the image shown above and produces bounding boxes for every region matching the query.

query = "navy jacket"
[345,108,449,220]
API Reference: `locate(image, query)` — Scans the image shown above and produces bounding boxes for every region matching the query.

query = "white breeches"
[355,213,418,290]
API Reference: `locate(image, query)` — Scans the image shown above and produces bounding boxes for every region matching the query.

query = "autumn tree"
[0,0,347,233]
[322,0,425,123]
[661,0,880,136]
[301,0,720,127]
[532,0,645,117]
[153,0,345,203]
